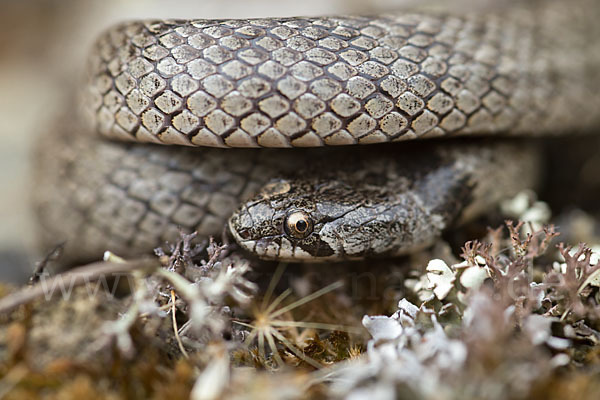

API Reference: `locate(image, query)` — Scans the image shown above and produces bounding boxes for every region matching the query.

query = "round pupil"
[295,219,308,232]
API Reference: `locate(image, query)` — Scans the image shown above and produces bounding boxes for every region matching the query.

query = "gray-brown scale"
[32,0,600,262]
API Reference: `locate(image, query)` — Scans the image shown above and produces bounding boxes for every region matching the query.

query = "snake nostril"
[238,229,251,239]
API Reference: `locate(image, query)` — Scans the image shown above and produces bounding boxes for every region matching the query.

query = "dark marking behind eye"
[299,234,334,257]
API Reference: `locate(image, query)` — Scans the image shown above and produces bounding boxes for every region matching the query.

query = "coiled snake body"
[33,0,600,262]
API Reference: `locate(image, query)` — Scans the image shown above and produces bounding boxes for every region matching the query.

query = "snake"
[32,0,600,263]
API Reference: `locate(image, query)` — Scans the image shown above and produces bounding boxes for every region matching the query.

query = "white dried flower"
[500,191,532,217]
[459,265,489,289]
[426,259,455,300]
[346,384,395,400]
[520,201,551,225]
[522,314,552,346]
[394,298,419,325]
[362,315,403,342]
[500,191,551,234]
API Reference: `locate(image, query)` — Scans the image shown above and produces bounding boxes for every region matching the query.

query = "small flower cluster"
[153,233,257,342]
[3,196,600,399]
[329,220,600,400]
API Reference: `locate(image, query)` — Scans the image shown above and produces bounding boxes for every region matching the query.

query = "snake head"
[228,179,346,261]
[228,176,442,261]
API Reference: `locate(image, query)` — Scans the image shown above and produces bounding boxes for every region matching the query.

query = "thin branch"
[0,258,158,315]
[270,328,322,369]
[29,242,65,284]
[270,281,344,319]
[261,262,287,310]
[265,288,293,315]
[271,320,364,334]
[265,329,285,368]
[171,290,189,359]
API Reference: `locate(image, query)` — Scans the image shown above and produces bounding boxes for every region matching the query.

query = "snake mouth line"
[228,216,342,261]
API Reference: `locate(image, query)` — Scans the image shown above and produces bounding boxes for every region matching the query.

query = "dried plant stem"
[270,320,363,334]
[0,363,28,398]
[269,281,344,319]
[261,262,287,310]
[0,258,158,314]
[171,289,190,359]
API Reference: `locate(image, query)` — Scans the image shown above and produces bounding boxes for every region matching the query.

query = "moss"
[1,212,600,399]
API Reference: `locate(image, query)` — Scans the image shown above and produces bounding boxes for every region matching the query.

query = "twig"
[171,289,190,359]
[0,363,28,398]
[28,242,65,285]
[0,257,158,315]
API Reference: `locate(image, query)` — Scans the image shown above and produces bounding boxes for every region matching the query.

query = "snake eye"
[284,210,313,239]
